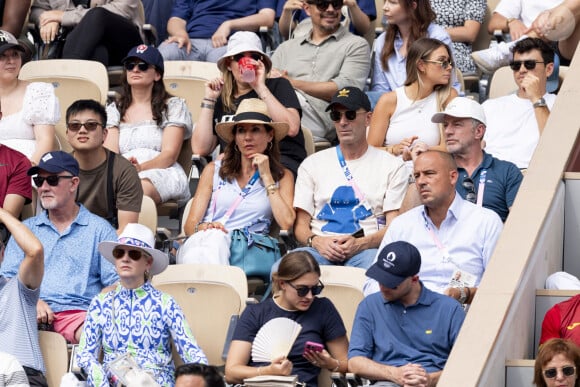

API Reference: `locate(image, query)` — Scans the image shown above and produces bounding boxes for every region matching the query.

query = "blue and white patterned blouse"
[76,282,207,386]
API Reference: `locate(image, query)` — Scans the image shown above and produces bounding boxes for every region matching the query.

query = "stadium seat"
[38,330,69,387]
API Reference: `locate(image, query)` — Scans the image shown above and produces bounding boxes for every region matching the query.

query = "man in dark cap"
[0,151,118,344]
[348,241,465,387]
[292,87,407,269]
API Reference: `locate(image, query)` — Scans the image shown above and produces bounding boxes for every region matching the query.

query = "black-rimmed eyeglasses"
[307,0,343,11]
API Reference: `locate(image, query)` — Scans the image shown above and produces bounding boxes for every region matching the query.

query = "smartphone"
[351,228,364,238]
[303,341,324,355]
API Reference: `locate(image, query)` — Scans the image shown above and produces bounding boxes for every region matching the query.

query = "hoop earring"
[268,142,273,150]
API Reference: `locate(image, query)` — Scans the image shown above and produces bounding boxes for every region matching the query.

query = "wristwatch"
[307,234,317,247]
[457,287,468,304]
[533,97,547,108]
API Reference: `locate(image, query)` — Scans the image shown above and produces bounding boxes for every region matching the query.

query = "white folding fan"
[251,317,302,363]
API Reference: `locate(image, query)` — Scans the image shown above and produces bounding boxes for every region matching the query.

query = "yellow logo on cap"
[338,88,350,98]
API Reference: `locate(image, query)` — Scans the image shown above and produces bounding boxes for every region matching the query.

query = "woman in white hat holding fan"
[76,223,207,386]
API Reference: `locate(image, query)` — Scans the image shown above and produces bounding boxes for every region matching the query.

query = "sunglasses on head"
[423,59,454,70]
[124,61,151,72]
[307,0,343,11]
[509,60,545,71]
[462,177,476,204]
[287,281,325,297]
[112,248,148,261]
[329,110,364,122]
[543,366,576,379]
[33,175,74,187]
[233,53,263,62]
[67,121,103,132]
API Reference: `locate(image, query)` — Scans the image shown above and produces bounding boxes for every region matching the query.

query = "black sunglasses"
[233,53,263,62]
[543,366,576,379]
[287,281,325,297]
[307,0,343,11]
[509,60,545,71]
[67,121,103,132]
[112,248,148,261]
[124,61,151,72]
[330,110,364,122]
[462,177,476,203]
[33,175,74,187]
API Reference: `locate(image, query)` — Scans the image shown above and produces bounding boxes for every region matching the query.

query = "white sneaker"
[471,38,523,74]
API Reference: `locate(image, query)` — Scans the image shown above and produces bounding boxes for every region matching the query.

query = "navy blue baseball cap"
[122,44,164,75]
[28,151,79,177]
[366,241,422,288]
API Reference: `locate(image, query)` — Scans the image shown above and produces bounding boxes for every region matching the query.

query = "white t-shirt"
[494,0,564,27]
[483,92,556,169]
[294,145,408,237]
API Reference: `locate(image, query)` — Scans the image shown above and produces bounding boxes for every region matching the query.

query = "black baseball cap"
[366,241,422,288]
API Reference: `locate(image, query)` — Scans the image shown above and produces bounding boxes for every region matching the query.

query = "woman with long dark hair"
[105,44,192,205]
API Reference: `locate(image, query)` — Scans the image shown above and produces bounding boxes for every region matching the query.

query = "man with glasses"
[270,0,370,143]
[157,0,276,62]
[349,241,465,387]
[292,87,407,269]
[431,97,523,222]
[66,99,143,233]
[0,151,118,344]
[364,150,503,306]
[482,37,556,170]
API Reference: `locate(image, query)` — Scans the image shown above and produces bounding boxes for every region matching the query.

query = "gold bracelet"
[332,359,340,372]
[266,183,278,196]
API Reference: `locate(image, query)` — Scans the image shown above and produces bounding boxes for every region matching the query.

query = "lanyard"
[476,169,487,207]
[336,146,365,202]
[211,170,261,225]
[422,211,452,264]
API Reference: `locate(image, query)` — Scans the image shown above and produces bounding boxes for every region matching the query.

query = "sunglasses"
[423,59,455,70]
[112,248,148,261]
[233,53,263,62]
[124,61,151,72]
[543,366,576,379]
[330,110,365,122]
[67,121,103,132]
[33,175,74,187]
[462,177,476,203]
[509,60,545,71]
[287,281,325,297]
[307,0,343,11]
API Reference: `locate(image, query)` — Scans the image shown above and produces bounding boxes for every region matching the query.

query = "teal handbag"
[230,229,280,282]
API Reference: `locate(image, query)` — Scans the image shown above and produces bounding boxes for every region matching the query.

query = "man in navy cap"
[348,241,465,387]
[0,151,118,344]
[292,87,407,270]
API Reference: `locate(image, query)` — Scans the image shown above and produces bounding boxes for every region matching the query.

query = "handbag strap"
[210,170,261,226]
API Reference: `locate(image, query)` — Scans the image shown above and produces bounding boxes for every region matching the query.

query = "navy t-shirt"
[232,297,347,386]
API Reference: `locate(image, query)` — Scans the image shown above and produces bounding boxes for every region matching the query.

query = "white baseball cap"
[431,97,486,126]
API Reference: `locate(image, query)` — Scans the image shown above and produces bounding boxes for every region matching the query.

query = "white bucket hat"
[217,31,272,73]
[99,223,169,276]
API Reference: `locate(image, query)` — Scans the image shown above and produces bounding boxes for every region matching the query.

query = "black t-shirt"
[213,77,306,178]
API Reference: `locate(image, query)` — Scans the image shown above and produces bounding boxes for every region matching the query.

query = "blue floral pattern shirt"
[76,282,207,386]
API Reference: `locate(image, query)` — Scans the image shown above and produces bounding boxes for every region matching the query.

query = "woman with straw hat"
[181,98,295,273]
[76,223,207,387]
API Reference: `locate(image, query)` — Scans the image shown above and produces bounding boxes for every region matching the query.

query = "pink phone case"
[304,341,324,353]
